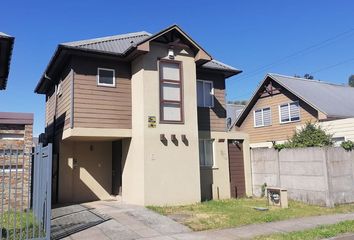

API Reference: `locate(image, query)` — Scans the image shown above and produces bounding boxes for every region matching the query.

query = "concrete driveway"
[52,201,354,240]
[51,200,191,240]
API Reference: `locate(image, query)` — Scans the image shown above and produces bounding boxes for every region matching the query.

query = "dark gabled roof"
[35,25,241,94]
[235,73,354,127]
[0,32,15,90]
[62,31,151,55]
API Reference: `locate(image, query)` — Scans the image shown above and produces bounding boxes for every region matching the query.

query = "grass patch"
[255,220,354,240]
[147,198,354,231]
[1,211,41,239]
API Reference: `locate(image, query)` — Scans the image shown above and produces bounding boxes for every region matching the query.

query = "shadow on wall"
[200,168,214,201]
[58,140,119,205]
[198,96,226,131]
[44,112,67,203]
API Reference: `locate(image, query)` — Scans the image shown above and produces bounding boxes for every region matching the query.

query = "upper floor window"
[279,101,300,123]
[199,139,214,167]
[159,60,183,123]
[254,107,271,127]
[197,80,214,107]
[97,68,115,87]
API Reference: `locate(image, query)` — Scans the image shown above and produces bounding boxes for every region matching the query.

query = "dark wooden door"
[112,140,122,195]
[228,140,246,198]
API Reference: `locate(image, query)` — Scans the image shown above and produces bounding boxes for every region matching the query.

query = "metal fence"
[0,144,52,240]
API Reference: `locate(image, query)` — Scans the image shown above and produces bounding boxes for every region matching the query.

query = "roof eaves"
[35,44,131,93]
[234,74,271,128]
[136,24,213,59]
[0,35,15,90]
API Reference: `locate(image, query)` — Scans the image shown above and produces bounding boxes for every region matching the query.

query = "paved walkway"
[56,201,354,240]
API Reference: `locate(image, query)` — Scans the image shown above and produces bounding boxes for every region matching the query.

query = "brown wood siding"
[228,140,246,198]
[45,90,55,126]
[197,72,227,132]
[238,81,318,144]
[72,56,132,129]
[45,68,72,131]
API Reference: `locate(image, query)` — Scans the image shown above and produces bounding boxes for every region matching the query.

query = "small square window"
[254,107,271,127]
[279,101,300,123]
[97,68,115,87]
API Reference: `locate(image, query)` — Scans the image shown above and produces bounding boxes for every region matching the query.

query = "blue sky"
[1,0,354,136]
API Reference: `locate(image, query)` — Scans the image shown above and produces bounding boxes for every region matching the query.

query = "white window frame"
[199,139,215,168]
[0,133,24,140]
[197,80,214,108]
[1,167,24,173]
[56,80,63,97]
[279,101,301,124]
[97,68,116,87]
[253,107,272,127]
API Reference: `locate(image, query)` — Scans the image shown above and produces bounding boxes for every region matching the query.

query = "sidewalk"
[171,212,354,240]
[58,201,354,240]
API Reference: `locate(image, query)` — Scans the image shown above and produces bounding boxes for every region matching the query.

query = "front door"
[228,140,246,198]
[112,140,122,195]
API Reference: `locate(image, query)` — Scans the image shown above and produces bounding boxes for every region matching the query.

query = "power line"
[309,57,354,75]
[230,28,354,99]
[236,27,354,82]
[232,57,354,100]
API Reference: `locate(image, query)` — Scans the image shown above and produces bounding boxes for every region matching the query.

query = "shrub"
[273,122,333,150]
[341,140,354,151]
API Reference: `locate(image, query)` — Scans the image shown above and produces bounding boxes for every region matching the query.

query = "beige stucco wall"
[121,56,146,205]
[123,43,201,206]
[199,131,251,200]
[58,140,112,204]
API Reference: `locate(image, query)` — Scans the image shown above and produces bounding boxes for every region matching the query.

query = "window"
[279,101,300,123]
[0,133,24,140]
[56,81,62,97]
[197,80,214,107]
[254,107,271,127]
[332,137,345,147]
[97,68,115,87]
[199,139,214,167]
[0,164,24,173]
[159,60,183,123]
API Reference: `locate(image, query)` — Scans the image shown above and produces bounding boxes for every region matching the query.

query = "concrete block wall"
[251,147,354,207]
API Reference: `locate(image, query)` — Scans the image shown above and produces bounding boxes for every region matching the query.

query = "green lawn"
[1,211,40,240]
[255,220,354,240]
[148,198,354,231]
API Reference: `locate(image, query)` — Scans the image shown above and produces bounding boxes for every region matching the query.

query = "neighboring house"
[0,112,33,210]
[297,118,354,146]
[226,104,245,130]
[34,25,252,206]
[235,73,354,148]
[0,32,14,90]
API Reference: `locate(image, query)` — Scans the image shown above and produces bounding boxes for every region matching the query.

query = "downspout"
[70,69,74,129]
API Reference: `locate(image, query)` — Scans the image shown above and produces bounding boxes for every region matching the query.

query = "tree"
[349,75,354,87]
[303,74,314,80]
[294,74,314,80]
[228,100,248,105]
[274,122,333,150]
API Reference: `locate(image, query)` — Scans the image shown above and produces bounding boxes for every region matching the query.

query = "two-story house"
[35,25,251,206]
[235,73,354,148]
